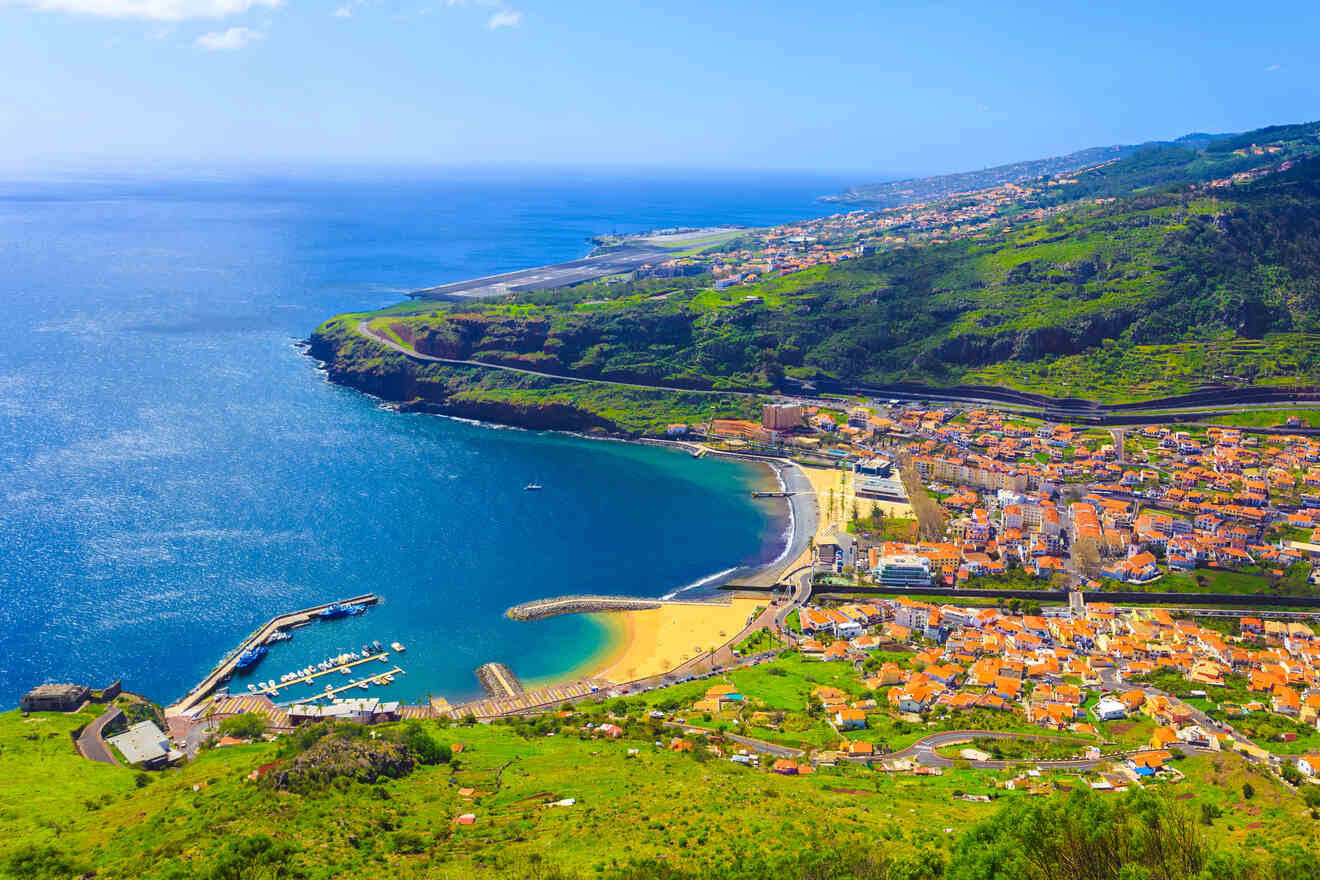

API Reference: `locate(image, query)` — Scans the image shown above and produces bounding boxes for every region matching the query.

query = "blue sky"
[2,0,1317,177]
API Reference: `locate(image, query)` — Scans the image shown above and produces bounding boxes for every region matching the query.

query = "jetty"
[751,490,796,498]
[252,652,396,698]
[475,662,524,699]
[166,593,380,717]
[505,595,663,621]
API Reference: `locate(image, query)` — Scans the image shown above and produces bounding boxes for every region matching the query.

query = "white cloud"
[1265,63,1282,72]
[486,7,518,28]
[20,0,280,20]
[975,103,991,113]
[332,3,351,14]
[196,24,263,48]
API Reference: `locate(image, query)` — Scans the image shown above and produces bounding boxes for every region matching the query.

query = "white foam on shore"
[662,567,738,600]
[761,462,798,571]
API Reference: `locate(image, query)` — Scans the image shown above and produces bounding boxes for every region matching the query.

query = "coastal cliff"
[308,316,763,436]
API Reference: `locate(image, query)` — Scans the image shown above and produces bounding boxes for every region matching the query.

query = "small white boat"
[358,681,369,690]
[524,482,543,491]
[390,642,406,652]
[247,683,257,693]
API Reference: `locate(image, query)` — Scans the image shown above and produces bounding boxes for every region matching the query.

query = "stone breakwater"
[505,595,665,621]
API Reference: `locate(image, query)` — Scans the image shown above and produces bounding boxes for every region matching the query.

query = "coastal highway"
[358,321,753,396]
[406,245,675,300]
[354,322,1320,427]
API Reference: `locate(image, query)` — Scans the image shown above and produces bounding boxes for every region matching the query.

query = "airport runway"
[408,246,673,300]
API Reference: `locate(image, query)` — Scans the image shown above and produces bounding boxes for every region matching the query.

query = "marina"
[247,650,399,698]
[276,665,406,706]
[165,593,380,718]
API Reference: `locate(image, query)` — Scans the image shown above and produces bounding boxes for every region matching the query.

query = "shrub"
[401,721,451,766]
[2,844,86,880]
[202,835,306,880]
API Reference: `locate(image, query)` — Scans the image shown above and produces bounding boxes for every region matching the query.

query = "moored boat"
[235,645,268,670]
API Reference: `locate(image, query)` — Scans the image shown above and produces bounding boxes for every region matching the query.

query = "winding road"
[76,706,123,766]
[358,321,756,396]
[354,321,1320,426]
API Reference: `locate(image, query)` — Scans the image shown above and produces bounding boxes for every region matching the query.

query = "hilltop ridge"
[311,119,1320,433]
[821,130,1236,208]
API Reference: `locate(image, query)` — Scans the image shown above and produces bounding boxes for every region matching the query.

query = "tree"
[401,721,451,766]
[1074,536,1102,580]
[218,712,266,741]
[1241,782,1254,800]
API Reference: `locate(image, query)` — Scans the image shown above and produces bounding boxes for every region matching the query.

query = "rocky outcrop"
[932,310,1138,367]
[404,397,620,434]
[263,736,416,792]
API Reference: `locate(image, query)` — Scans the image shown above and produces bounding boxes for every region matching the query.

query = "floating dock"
[165,593,380,717]
[252,652,396,698]
[276,666,405,706]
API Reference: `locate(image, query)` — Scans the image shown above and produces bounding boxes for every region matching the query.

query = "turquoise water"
[0,169,847,706]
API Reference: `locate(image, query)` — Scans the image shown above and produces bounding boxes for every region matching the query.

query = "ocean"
[0,168,850,707]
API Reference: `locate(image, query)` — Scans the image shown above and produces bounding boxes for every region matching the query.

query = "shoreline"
[574,596,766,685]
[304,344,811,694]
[520,611,633,692]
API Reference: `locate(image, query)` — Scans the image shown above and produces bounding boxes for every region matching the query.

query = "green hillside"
[4,673,1318,880]
[820,130,1233,208]
[313,122,1320,416]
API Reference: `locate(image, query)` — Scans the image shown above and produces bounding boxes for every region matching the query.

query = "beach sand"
[798,463,914,541]
[588,597,766,683]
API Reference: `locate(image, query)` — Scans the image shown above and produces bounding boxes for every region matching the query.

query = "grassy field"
[4,647,1320,879]
[1202,409,1320,429]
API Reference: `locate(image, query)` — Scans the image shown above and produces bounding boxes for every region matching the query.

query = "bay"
[0,168,846,706]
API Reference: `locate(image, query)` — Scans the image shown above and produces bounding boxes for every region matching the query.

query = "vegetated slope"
[2,697,1318,880]
[310,121,1320,420]
[821,130,1231,208]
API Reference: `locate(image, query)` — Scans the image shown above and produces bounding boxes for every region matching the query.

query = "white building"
[874,554,932,587]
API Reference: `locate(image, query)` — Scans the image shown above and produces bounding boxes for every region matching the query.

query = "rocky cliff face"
[307,322,627,435]
[307,326,420,402]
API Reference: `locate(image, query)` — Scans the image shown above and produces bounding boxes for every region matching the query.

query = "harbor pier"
[166,593,380,718]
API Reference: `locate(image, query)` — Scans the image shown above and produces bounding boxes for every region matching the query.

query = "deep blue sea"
[0,168,849,708]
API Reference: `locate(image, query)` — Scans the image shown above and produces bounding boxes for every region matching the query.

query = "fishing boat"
[265,631,292,644]
[234,645,268,670]
[317,602,365,620]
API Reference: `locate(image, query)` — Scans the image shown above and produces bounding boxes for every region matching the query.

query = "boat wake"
[662,567,738,600]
